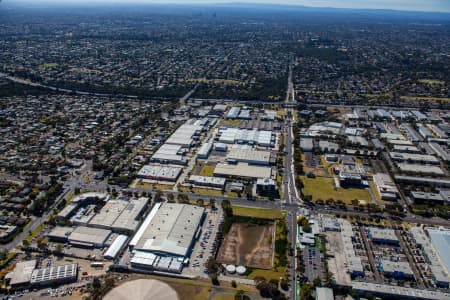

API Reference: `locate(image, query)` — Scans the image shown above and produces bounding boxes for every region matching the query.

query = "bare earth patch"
[218,223,274,269]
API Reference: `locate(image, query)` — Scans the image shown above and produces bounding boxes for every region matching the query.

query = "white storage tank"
[236,266,246,275]
[225,265,236,274]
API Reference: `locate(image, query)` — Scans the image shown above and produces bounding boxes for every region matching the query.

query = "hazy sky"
[8,0,450,13]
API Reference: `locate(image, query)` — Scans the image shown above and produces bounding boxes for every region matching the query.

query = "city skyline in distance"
[5,0,450,13]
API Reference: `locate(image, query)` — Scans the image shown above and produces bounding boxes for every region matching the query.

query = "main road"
[283,63,301,300]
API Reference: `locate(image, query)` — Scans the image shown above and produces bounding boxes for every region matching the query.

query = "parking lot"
[301,245,326,284]
[183,207,222,277]
[304,153,321,168]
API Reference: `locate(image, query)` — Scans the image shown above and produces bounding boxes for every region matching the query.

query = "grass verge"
[248,267,286,281]
[232,206,284,220]
[24,223,46,243]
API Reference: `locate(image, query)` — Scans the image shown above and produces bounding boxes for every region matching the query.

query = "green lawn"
[213,295,235,300]
[65,191,76,204]
[227,191,240,198]
[134,180,173,191]
[418,79,445,85]
[232,206,284,220]
[276,172,282,185]
[200,165,216,177]
[300,176,371,204]
[248,267,286,280]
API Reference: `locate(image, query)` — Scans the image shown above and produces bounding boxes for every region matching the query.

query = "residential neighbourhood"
[0,2,449,300]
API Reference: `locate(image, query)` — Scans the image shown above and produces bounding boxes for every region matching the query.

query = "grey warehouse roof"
[7,260,36,286]
[352,281,450,300]
[68,226,111,247]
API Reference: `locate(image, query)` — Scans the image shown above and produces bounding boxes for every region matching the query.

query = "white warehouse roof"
[104,235,128,260]
[151,144,185,164]
[132,203,205,257]
[218,128,274,146]
[165,123,203,146]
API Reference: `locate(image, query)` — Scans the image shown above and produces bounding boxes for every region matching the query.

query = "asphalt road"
[3,188,71,251]
[284,64,300,300]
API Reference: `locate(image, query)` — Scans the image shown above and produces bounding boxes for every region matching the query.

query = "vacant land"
[179,186,223,196]
[219,119,243,127]
[300,176,371,204]
[132,180,173,191]
[218,222,274,269]
[200,164,216,177]
[232,206,284,220]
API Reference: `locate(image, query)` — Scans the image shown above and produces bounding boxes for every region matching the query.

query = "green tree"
[302,223,312,233]
[234,290,249,300]
[167,193,175,203]
[54,244,63,256]
[209,198,216,209]
[22,239,30,248]
[0,249,7,261]
[154,191,162,202]
[221,200,233,217]
[206,256,219,274]
[300,283,314,300]
[313,277,322,287]
[211,274,220,285]
[92,277,101,290]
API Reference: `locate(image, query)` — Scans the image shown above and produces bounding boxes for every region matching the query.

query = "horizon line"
[5,1,450,14]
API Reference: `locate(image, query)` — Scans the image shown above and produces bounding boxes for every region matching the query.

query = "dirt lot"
[218,223,274,269]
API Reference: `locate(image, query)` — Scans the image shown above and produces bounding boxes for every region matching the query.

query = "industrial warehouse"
[3,6,450,300]
[150,144,187,165]
[131,110,281,199]
[137,165,183,182]
[226,148,273,165]
[214,162,272,179]
[216,128,275,147]
[130,203,205,257]
[56,195,150,234]
[6,261,78,288]
[128,203,205,273]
